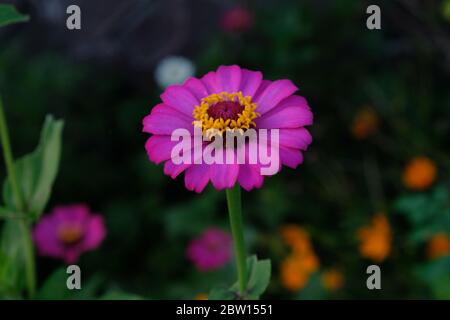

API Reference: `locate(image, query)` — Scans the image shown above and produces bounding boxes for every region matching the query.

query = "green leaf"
[3,116,64,220]
[0,220,27,296]
[208,288,235,300]
[246,256,271,299]
[36,268,103,300]
[296,273,326,300]
[215,255,272,300]
[394,186,450,245]
[0,4,29,28]
[0,206,10,218]
[416,257,450,299]
[100,290,144,300]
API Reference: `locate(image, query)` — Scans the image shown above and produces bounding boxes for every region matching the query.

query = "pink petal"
[216,65,242,92]
[280,146,304,168]
[279,128,313,150]
[64,250,81,264]
[185,164,211,193]
[255,95,313,129]
[210,162,239,190]
[33,217,64,257]
[255,79,298,115]
[143,104,193,135]
[253,80,271,100]
[184,77,209,101]
[164,160,192,179]
[54,204,89,222]
[237,163,264,191]
[240,69,263,97]
[201,71,220,94]
[145,135,189,164]
[82,215,106,250]
[161,85,199,117]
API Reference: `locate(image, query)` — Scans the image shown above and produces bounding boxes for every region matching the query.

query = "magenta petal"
[279,128,312,150]
[33,217,64,257]
[54,204,89,222]
[256,95,313,129]
[255,79,298,115]
[145,136,183,164]
[280,146,304,168]
[237,163,264,191]
[143,104,193,135]
[210,163,239,190]
[185,164,211,193]
[201,71,220,94]
[240,69,263,97]
[186,228,232,271]
[184,77,209,101]
[64,250,81,264]
[164,160,192,179]
[161,85,199,117]
[82,215,106,250]
[216,65,242,92]
[253,80,271,99]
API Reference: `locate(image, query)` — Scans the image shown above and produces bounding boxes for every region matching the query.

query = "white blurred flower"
[154,56,195,89]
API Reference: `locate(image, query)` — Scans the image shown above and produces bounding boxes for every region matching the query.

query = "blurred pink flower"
[186,228,233,271]
[220,6,254,33]
[33,204,106,264]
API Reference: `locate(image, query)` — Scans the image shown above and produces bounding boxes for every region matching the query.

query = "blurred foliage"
[0,0,449,299]
[0,4,28,28]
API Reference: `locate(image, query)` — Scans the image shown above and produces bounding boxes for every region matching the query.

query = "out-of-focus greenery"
[0,0,449,299]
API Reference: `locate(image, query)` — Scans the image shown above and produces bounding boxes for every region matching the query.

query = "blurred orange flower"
[402,157,437,190]
[357,214,391,262]
[351,107,379,140]
[321,269,344,291]
[426,233,450,259]
[280,257,310,291]
[279,225,320,291]
[280,224,310,251]
[195,293,208,300]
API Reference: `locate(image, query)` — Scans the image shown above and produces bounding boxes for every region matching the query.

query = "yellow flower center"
[192,91,259,138]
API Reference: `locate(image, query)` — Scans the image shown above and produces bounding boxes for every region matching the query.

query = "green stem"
[0,97,36,298]
[0,97,24,212]
[19,220,36,298]
[226,184,247,297]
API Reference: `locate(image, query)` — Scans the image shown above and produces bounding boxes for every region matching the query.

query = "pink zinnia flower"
[143,65,313,192]
[33,204,106,264]
[220,7,254,33]
[186,228,233,271]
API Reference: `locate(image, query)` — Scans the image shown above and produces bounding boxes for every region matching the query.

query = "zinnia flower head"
[357,213,391,263]
[321,269,344,291]
[426,233,450,260]
[351,106,379,140]
[154,56,196,89]
[220,6,254,33]
[402,156,437,191]
[33,204,106,264]
[186,227,233,272]
[143,65,313,193]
